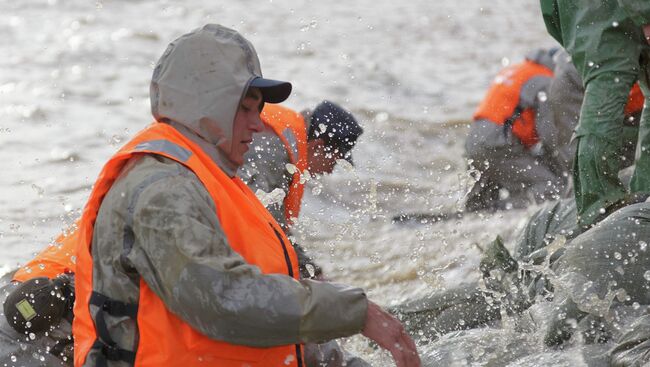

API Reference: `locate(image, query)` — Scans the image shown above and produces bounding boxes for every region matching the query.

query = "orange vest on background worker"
[625,82,645,117]
[473,59,554,148]
[261,104,309,226]
[73,122,303,366]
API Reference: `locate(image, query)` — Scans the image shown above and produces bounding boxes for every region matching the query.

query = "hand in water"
[362,301,421,367]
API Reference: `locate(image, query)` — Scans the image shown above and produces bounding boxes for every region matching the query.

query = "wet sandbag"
[392,282,499,342]
[513,198,580,261]
[545,202,650,346]
[610,314,650,367]
[505,343,613,367]
[396,237,531,342]
[419,328,540,366]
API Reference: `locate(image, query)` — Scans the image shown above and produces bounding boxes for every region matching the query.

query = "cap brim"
[249,77,292,103]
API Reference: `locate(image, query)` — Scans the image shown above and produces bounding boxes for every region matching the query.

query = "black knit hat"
[308,101,363,163]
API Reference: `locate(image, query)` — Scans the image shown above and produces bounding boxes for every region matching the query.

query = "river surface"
[0,1,588,365]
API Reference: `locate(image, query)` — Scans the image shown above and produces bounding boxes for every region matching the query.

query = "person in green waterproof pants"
[540,0,650,228]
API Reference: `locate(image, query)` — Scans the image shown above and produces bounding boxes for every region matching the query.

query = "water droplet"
[374,112,389,122]
[639,241,647,251]
[31,184,45,197]
[644,270,650,281]
[283,353,295,365]
[614,252,622,260]
[285,163,298,174]
[298,170,311,184]
[10,355,16,362]
[537,91,548,102]
[305,264,315,277]
[110,135,122,146]
[612,21,619,27]
[311,185,322,196]
[29,332,36,340]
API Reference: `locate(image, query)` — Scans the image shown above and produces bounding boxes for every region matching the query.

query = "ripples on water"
[0,0,573,365]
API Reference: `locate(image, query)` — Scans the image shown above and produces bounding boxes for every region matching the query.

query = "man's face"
[307,138,344,175]
[218,87,264,165]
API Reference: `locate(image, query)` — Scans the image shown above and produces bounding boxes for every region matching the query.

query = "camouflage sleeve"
[241,130,292,229]
[617,0,650,27]
[126,164,367,347]
[465,119,515,158]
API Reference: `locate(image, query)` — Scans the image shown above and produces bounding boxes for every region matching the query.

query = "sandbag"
[513,198,579,260]
[544,202,650,347]
[611,315,650,367]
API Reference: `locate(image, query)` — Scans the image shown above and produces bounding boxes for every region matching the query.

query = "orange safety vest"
[13,225,79,282]
[73,122,303,366]
[473,60,554,148]
[261,104,309,226]
[625,82,645,117]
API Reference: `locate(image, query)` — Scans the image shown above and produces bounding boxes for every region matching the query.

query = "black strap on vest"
[502,105,524,144]
[49,337,73,359]
[270,224,303,367]
[89,291,138,366]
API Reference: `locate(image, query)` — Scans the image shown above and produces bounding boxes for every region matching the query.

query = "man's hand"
[643,24,650,45]
[361,301,421,367]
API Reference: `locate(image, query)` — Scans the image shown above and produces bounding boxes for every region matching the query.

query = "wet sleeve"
[520,75,551,110]
[617,0,650,27]
[126,170,367,347]
[540,0,563,45]
[464,119,512,158]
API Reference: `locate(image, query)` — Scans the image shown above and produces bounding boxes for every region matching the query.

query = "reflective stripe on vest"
[261,104,309,226]
[473,60,554,148]
[73,122,303,367]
